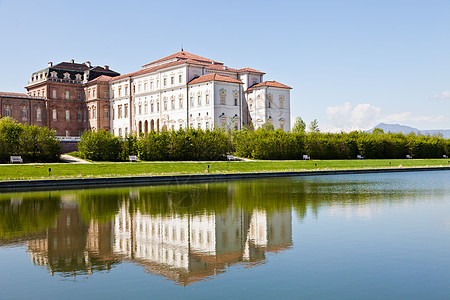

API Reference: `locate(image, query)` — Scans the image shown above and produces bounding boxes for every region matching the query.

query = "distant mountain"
[368,123,450,139]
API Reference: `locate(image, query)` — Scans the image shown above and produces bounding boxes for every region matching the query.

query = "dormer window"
[75,74,82,81]
[63,73,70,79]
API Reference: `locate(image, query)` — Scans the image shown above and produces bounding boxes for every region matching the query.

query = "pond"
[0,171,449,299]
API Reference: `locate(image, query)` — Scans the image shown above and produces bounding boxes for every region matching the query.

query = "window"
[52,90,57,99]
[125,85,128,96]
[220,90,226,105]
[124,104,128,118]
[93,107,96,119]
[66,110,70,121]
[83,110,86,121]
[93,88,96,98]
[179,96,183,108]
[5,106,11,117]
[163,78,167,86]
[179,74,182,83]
[125,127,128,136]
[190,96,194,106]
[37,108,42,121]
[119,128,122,137]
[144,102,148,114]
[234,98,238,106]
[105,90,108,98]
[150,81,154,90]
[171,99,175,110]
[206,94,210,105]
[65,91,69,100]
[279,95,285,109]
[138,103,142,115]
[144,82,147,91]
[157,102,160,112]
[65,130,69,137]
[118,105,122,118]
[77,110,82,122]
[21,107,27,121]
[53,109,57,121]
[198,95,201,105]
[150,103,154,113]
[164,100,167,111]
[118,87,122,97]
[198,123,201,130]
[257,95,262,108]
[206,122,210,129]
[104,109,109,119]
[171,77,174,85]
[138,84,141,93]
[77,92,81,100]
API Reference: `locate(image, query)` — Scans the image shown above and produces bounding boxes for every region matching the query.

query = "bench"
[303,155,310,160]
[10,156,23,163]
[129,155,139,162]
[406,155,412,159]
[444,155,449,159]
[357,155,364,159]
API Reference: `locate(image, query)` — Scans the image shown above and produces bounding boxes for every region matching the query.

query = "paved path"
[60,154,92,163]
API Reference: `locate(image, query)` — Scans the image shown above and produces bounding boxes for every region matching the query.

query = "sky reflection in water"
[0,171,449,299]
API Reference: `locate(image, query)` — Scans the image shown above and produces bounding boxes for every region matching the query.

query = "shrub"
[0,117,60,163]
[78,130,121,161]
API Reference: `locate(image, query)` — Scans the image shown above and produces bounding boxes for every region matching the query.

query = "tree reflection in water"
[0,176,441,284]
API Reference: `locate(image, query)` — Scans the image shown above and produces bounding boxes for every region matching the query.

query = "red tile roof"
[247,81,292,91]
[88,75,113,83]
[205,64,238,72]
[237,67,265,74]
[142,51,223,68]
[111,58,211,82]
[188,73,243,85]
[0,91,29,98]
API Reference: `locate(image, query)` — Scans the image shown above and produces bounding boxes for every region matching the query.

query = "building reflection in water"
[114,204,292,285]
[19,188,292,285]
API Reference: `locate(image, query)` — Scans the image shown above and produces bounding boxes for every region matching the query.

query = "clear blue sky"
[1,0,449,131]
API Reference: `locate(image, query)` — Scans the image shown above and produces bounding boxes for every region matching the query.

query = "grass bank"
[0,158,449,181]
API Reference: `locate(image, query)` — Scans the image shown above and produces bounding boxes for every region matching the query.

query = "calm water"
[0,171,449,299]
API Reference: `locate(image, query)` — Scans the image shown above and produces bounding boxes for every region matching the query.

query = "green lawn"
[0,158,448,181]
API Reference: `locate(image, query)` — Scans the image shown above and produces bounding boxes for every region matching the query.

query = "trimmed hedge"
[232,127,449,160]
[78,128,230,161]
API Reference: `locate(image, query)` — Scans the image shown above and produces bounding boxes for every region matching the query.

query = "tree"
[292,117,306,133]
[309,119,320,132]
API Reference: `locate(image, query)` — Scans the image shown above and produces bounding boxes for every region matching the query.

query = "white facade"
[107,51,291,136]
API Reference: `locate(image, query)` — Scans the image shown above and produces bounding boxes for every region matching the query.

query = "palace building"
[0,51,291,137]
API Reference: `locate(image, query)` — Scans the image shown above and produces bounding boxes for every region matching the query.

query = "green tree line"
[78,128,230,161]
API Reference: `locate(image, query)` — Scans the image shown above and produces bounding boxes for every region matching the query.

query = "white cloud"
[430,91,450,99]
[325,102,381,132]
[323,102,449,132]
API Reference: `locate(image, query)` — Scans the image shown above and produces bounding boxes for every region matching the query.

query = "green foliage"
[232,127,449,160]
[292,117,306,133]
[309,119,320,132]
[78,130,121,161]
[120,134,138,161]
[137,128,230,161]
[0,117,60,163]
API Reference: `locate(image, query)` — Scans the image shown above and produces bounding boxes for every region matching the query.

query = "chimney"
[48,62,53,67]
[70,59,75,63]
[85,61,91,68]
[104,65,109,70]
